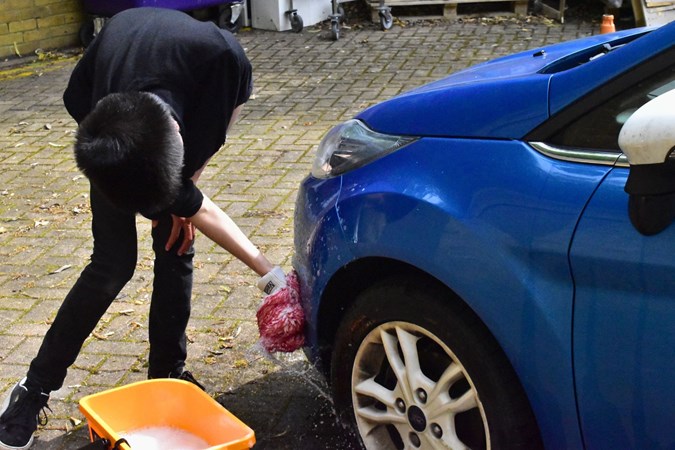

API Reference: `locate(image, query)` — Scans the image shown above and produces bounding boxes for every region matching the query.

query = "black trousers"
[27,184,194,392]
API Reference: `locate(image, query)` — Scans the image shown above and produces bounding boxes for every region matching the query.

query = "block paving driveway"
[0,9,597,449]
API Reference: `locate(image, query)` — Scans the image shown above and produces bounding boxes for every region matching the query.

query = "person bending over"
[0,8,288,449]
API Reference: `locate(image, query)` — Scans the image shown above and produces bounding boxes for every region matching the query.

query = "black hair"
[74,92,184,215]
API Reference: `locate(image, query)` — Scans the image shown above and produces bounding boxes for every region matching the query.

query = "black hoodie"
[64,7,253,217]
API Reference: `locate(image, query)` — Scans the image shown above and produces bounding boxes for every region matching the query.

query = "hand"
[152,215,196,255]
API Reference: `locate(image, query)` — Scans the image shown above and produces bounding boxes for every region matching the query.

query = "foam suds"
[121,426,208,450]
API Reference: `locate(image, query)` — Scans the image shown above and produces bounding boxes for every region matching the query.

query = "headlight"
[311,119,418,179]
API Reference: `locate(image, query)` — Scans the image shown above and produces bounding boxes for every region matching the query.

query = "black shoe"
[173,370,206,391]
[0,378,50,450]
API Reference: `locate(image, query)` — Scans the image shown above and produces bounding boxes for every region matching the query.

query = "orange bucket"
[79,379,255,450]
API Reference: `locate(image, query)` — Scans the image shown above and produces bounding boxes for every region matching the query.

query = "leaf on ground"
[49,265,71,274]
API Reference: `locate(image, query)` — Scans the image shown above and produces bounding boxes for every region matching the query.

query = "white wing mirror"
[619,88,675,236]
[619,88,675,165]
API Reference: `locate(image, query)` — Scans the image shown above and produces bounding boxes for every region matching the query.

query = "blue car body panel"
[356,28,653,139]
[356,76,551,139]
[571,169,675,449]
[292,176,344,340]
[295,138,614,449]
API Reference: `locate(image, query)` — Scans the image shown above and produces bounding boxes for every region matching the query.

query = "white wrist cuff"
[257,266,286,295]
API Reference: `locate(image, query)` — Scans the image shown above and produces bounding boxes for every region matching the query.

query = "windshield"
[548,64,675,151]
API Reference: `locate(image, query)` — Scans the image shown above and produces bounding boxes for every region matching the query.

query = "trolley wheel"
[79,19,95,47]
[331,20,340,40]
[218,5,242,33]
[290,12,303,33]
[379,9,393,30]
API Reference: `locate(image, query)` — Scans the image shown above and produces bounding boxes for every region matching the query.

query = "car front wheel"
[331,278,542,450]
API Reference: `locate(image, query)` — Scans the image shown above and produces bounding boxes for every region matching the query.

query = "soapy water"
[255,347,364,446]
[243,344,362,448]
[121,426,208,450]
[247,343,333,403]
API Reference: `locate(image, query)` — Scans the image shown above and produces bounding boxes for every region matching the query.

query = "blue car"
[293,19,675,450]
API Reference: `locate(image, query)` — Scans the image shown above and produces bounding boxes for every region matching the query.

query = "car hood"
[356,27,650,139]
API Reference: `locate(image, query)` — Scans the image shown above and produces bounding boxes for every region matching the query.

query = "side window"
[548,65,675,151]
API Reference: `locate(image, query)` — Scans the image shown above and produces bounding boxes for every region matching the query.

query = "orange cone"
[600,14,616,34]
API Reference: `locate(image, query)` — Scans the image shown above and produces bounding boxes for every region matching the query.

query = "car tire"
[331,277,543,450]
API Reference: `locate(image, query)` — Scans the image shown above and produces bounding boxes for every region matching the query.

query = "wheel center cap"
[407,405,427,432]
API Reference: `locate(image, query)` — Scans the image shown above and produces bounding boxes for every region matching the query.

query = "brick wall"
[0,0,85,60]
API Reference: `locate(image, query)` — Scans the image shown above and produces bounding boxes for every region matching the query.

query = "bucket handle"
[77,438,129,450]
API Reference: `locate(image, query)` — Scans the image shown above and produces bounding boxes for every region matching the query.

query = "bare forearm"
[190,195,273,276]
